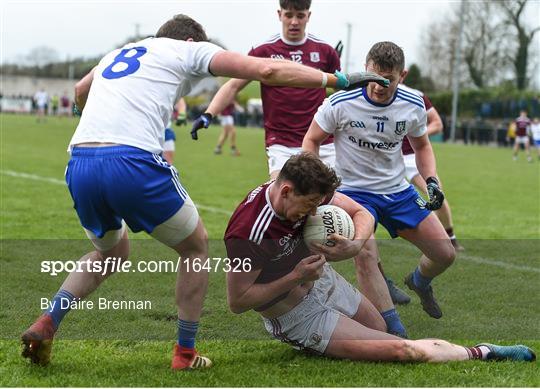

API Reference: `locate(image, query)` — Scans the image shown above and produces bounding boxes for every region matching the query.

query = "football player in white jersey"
[21,14,387,370]
[303,42,455,338]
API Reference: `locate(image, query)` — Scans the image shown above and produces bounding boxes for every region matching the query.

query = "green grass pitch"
[0,114,539,386]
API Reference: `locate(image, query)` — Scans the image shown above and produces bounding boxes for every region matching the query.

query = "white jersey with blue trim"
[69,37,223,153]
[314,86,427,194]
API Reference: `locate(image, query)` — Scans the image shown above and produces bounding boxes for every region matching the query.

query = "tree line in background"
[419,0,538,91]
[1,0,538,118]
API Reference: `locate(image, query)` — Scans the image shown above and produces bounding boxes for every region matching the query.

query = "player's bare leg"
[168,218,212,369]
[524,141,532,162]
[325,313,535,362]
[21,228,130,365]
[354,235,407,337]
[399,214,455,319]
[228,125,240,156]
[215,125,233,155]
[512,141,520,160]
[411,174,463,251]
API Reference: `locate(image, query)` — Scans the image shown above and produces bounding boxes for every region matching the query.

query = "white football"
[303,205,355,247]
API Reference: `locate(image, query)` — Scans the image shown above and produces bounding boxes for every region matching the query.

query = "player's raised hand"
[334,71,389,91]
[425,177,445,210]
[190,113,213,140]
[293,254,326,283]
[309,233,362,261]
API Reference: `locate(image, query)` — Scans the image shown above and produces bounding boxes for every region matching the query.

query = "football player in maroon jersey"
[224,153,535,363]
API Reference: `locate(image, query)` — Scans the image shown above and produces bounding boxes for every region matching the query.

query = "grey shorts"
[262,264,362,354]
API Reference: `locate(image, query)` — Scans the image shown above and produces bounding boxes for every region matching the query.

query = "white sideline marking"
[0,169,232,216]
[3,169,539,273]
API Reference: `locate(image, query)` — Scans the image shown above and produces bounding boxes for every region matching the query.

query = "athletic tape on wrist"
[321,72,328,88]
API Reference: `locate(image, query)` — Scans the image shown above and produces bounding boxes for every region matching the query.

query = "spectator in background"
[60,92,71,117]
[512,110,532,162]
[164,98,187,165]
[33,88,49,122]
[214,102,241,156]
[175,98,187,126]
[530,117,540,161]
[51,94,59,116]
[506,121,516,147]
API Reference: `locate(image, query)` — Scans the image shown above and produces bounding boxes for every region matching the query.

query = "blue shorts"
[165,128,176,142]
[66,146,188,238]
[534,139,540,147]
[339,185,431,238]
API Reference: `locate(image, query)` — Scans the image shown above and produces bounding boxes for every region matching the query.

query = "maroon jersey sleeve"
[221,103,235,116]
[402,93,432,155]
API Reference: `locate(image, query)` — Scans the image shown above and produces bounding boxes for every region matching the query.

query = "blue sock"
[381,308,407,338]
[177,319,199,349]
[413,267,433,290]
[45,289,77,329]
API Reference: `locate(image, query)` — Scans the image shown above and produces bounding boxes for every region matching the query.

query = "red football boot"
[21,314,56,365]
[171,344,212,370]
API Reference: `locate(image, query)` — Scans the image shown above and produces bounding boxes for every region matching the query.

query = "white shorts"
[163,140,175,152]
[84,196,199,251]
[266,144,336,175]
[220,115,234,126]
[262,264,362,354]
[515,136,529,145]
[403,153,419,181]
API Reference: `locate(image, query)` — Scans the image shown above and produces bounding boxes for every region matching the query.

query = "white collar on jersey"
[265,182,286,220]
[280,32,308,46]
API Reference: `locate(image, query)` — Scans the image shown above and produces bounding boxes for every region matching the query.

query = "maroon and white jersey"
[221,103,235,116]
[402,91,432,155]
[515,116,531,137]
[224,182,328,311]
[248,33,341,147]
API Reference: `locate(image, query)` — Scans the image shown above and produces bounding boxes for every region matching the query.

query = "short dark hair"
[156,14,208,42]
[366,41,405,72]
[280,0,311,10]
[277,153,341,197]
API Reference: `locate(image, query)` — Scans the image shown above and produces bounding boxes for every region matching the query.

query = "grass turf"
[0,114,539,386]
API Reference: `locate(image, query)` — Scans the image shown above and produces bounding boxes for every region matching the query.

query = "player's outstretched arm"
[206,78,250,117]
[209,51,388,90]
[74,67,96,111]
[302,120,330,156]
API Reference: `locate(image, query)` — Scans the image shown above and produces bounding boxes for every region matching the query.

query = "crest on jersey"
[395,121,407,135]
[310,52,320,62]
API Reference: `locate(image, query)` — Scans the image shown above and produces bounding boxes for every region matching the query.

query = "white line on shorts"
[3,169,538,273]
[0,169,232,216]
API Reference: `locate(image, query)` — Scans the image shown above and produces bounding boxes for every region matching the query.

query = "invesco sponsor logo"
[348,136,400,150]
[349,120,366,128]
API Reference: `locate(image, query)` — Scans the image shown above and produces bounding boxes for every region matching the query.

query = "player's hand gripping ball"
[304,205,355,247]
